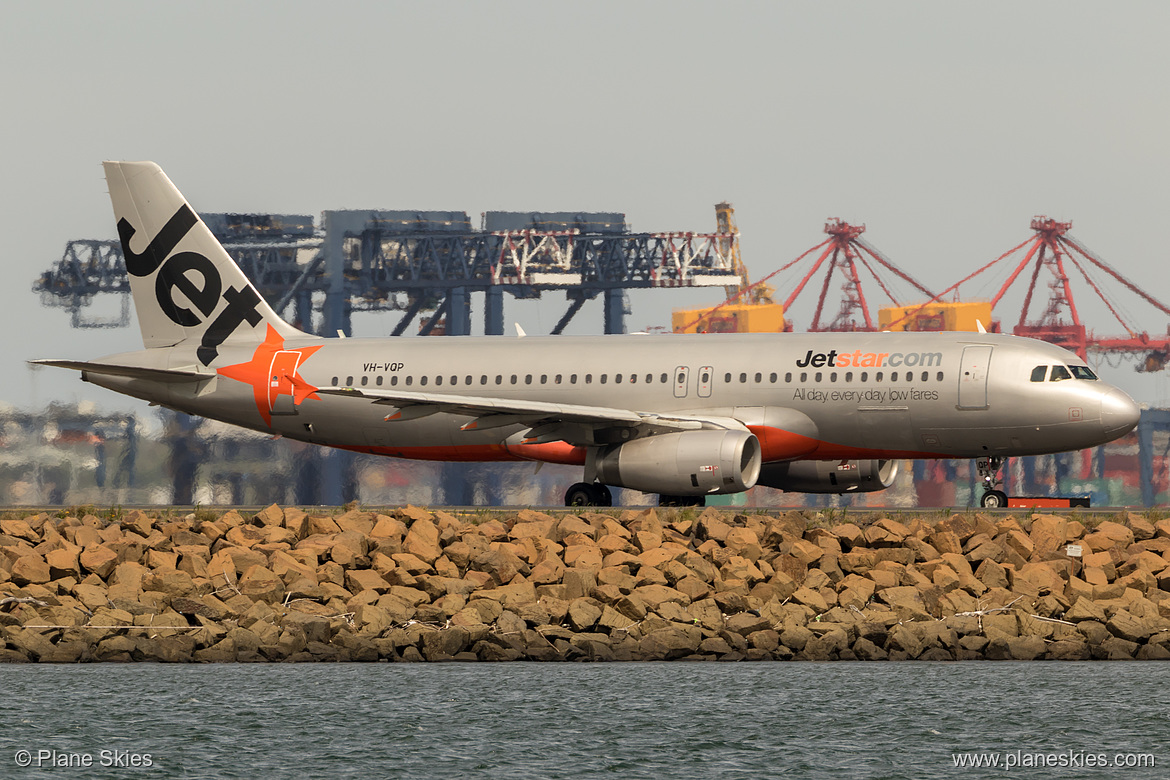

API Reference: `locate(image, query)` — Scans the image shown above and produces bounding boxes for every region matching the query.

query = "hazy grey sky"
[7,1,1170,411]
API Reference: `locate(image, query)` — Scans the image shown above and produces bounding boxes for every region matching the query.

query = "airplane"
[33,162,1142,509]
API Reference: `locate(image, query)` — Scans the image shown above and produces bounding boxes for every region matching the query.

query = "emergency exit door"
[673,366,689,398]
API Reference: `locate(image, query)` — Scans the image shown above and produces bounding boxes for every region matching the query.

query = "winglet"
[515,323,527,338]
[976,320,987,334]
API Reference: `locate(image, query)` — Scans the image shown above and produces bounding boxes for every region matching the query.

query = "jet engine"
[594,430,762,496]
[756,459,898,493]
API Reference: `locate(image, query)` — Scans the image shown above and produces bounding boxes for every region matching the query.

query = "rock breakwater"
[2,505,1169,662]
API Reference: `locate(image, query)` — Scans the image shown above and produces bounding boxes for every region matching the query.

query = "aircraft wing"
[29,359,211,383]
[315,386,748,444]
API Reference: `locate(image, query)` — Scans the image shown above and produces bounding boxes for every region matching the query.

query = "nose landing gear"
[977,456,1008,508]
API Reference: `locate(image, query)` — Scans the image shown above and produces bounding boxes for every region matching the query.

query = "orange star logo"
[216,325,323,426]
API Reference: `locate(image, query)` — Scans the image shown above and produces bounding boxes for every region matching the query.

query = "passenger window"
[405,376,412,386]
[555,374,562,384]
[630,374,637,383]
[660,373,668,383]
[845,372,853,382]
[860,372,868,382]
[701,371,710,383]
[391,376,399,386]
[921,371,928,381]
[480,375,487,385]
[754,372,762,383]
[936,372,943,381]
[495,375,502,385]
[601,374,608,384]
[785,372,792,383]
[465,376,472,385]
[525,375,532,385]
[539,375,546,384]
[377,376,383,386]
[510,375,517,384]
[435,376,442,386]
[346,376,353,386]
[891,372,898,382]
[800,372,807,382]
[770,373,777,383]
[331,377,338,386]
[646,374,652,383]
[875,372,883,382]
[571,374,578,384]
[724,372,732,383]
[740,373,748,383]
[421,376,429,386]
[830,372,837,382]
[615,374,622,383]
[451,376,457,385]
[586,374,592,384]
[815,372,822,382]
[1050,365,1072,382]
[1030,365,1048,382]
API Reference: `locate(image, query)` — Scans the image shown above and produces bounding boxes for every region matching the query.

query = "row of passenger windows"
[720,371,945,384]
[329,370,947,388]
[332,373,673,388]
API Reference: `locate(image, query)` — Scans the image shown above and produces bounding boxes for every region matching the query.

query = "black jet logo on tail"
[117,205,263,365]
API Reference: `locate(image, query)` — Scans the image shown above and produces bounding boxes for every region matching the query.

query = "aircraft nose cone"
[1101,387,1141,438]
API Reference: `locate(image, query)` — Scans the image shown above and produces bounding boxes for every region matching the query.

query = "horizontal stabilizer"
[29,359,210,384]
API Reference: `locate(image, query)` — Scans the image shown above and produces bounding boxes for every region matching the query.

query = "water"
[1,662,1167,779]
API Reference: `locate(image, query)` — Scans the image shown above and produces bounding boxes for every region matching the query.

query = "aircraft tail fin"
[103,161,304,366]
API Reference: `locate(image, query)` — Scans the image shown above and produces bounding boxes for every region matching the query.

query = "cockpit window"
[1050,365,1072,382]
[1030,365,1047,382]
[1070,365,1098,380]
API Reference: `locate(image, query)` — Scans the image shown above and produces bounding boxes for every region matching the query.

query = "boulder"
[10,555,50,586]
[1046,638,1090,661]
[345,569,390,595]
[638,625,700,660]
[79,546,119,579]
[724,612,770,636]
[566,598,603,631]
[471,549,527,586]
[1106,610,1155,643]
[1029,516,1068,557]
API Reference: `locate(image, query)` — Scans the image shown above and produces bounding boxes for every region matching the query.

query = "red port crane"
[898,216,1170,366]
[692,218,936,333]
[785,219,937,331]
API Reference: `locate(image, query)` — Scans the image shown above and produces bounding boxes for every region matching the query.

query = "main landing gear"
[977,456,1008,508]
[564,482,612,507]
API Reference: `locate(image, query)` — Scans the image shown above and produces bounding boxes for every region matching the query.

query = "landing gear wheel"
[980,490,1009,508]
[594,484,613,507]
[975,456,1008,507]
[565,482,612,507]
[658,494,705,508]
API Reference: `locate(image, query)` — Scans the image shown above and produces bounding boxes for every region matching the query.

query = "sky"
[7,1,1170,413]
